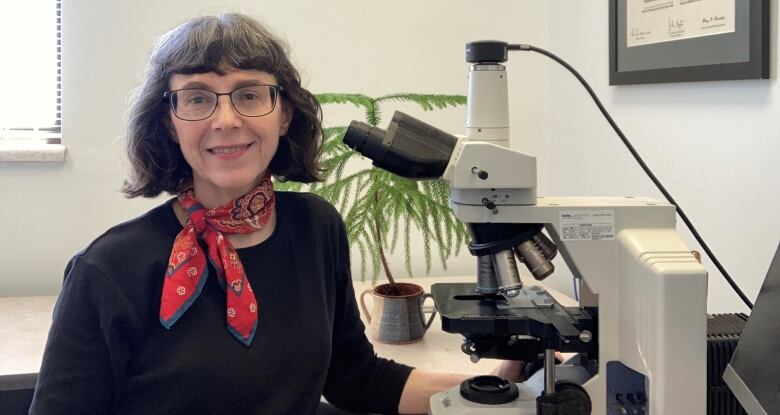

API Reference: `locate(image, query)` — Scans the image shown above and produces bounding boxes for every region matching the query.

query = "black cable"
[508,43,753,310]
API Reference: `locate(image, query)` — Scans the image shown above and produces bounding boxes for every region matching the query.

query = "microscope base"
[429,362,592,414]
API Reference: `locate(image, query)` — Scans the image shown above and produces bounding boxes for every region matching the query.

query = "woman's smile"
[207,142,254,158]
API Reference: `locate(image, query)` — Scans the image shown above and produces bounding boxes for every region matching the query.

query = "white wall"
[541,1,779,314]
[1,1,777,317]
[0,0,549,296]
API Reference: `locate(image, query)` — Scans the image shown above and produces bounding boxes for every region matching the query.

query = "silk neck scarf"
[160,172,274,346]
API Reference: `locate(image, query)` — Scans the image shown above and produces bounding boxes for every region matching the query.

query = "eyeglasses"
[163,85,283,121]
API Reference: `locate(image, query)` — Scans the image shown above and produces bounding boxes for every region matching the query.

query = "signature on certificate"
[702,15,726,23]
[631,28,651,38]
[668,18,685,35]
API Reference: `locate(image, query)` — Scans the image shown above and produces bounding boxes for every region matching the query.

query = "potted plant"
[278,93,470,343]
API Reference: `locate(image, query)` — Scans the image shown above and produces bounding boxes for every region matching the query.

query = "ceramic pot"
[359,282,437,344]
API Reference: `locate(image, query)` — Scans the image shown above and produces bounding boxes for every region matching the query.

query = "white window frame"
[0,0,65,162]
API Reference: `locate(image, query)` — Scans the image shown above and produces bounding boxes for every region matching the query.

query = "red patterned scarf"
[160,172,274,346]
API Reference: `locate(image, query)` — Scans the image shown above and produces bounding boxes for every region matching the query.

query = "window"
[0,0,61,144]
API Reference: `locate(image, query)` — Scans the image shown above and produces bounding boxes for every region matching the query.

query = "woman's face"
[168,68,291,207]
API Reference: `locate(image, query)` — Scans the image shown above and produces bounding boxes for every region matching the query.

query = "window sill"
[0,142,66,162]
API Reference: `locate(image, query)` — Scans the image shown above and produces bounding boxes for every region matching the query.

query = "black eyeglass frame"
[162,84,284,121]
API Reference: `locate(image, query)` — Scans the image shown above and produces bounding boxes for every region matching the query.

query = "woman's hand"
[490,360,526,383]
[491,352,567,384]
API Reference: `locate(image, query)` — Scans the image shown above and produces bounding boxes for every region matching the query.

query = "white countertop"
[0,275,574,377]
[0,295,56,376]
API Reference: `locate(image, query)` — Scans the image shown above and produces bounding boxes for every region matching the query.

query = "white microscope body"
[342,41,708,414]
[431,49,708,414]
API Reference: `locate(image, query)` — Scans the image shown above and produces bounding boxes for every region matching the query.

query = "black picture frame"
[609,0,770,85]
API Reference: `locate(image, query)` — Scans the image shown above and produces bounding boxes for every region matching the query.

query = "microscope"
[344,41,708,414]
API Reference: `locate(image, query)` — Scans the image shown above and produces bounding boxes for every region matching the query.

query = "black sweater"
[29,192,412,414]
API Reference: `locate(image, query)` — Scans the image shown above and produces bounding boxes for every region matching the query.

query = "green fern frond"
[377,93,467,111]
[306,92,469,281]
[322,127,348,150]
[317,93,373,109]
[354,237,368,281]
[388,197,402,254]
[365,101,380,127]
[323,125,347,139]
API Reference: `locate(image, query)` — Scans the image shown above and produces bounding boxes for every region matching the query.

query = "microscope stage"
[431,283,595,352]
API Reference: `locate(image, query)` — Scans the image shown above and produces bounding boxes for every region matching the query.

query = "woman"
[30,13,519,414]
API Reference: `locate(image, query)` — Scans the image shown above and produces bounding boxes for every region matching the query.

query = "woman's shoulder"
[74,199,180,270]
[274,191,346,246]
[276,191,342,223]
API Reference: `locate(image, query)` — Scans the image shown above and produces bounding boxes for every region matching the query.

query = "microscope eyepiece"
[343,121,388,162]
[343,111,458,180]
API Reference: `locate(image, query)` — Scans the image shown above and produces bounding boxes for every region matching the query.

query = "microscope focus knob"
[481,198,496,210]
[461,340,480,362]
[471,166,489,180]
[536,381,592,415]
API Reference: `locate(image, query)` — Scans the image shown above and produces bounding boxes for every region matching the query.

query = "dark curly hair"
[122,13,323,198]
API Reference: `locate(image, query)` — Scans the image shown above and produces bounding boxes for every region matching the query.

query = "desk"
[0,296,55,377]
[0,276,574,378]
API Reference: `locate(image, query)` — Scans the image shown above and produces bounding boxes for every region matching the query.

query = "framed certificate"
[609,0,770,85]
